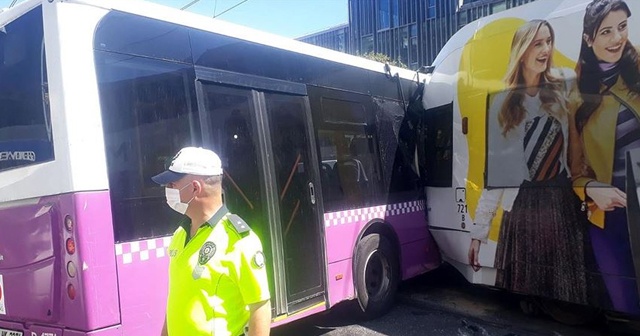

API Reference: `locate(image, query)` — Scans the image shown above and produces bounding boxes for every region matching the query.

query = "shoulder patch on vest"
[227,214,251,235]
[252,251,265,269]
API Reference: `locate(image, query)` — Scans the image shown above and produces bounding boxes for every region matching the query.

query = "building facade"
[352,0,537,69]
[299,0,536,70]
[297,23,351,53]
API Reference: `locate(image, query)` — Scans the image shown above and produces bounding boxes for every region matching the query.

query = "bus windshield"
[0,6,53,172]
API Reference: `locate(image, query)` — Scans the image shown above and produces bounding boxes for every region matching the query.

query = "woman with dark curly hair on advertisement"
[571,0,640,315]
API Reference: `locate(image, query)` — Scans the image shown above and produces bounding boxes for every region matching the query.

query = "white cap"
[152,147,223,185]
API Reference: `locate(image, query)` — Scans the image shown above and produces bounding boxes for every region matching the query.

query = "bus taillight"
[66,238,76,255]
[67,283,76,300]
[66,261,77,278]
[64,215,74,232]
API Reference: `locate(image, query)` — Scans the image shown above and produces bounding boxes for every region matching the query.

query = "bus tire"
[354,233,399,319]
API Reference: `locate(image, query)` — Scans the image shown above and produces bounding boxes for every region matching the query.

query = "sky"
[0,0,349,39]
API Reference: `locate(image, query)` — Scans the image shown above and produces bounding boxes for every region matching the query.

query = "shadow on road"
[271,264,640,336]
[400,263,638,336]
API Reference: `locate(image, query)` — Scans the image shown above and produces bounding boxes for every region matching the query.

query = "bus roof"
[0,0,40,27]
[9,0,418,82]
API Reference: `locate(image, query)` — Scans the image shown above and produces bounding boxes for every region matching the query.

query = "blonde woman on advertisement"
[571,0,640,315]
[468,20,597,305]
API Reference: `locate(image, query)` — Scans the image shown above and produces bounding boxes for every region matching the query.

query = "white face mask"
[165,182,194,215]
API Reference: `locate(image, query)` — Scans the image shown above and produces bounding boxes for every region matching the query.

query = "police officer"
[153,147,271,336]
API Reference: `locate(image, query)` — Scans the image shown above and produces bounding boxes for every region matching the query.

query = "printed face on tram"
[588,10,629,63]
[522,24,553,76]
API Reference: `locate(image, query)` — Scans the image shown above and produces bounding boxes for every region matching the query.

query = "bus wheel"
[354,233,399,319]
[540,299,599,326]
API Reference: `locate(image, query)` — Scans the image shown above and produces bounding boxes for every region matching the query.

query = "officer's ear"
[191,179,204,197]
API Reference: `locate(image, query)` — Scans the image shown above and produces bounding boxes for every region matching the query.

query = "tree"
[360,52,407,69]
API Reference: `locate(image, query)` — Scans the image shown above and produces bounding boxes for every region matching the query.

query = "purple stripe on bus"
[0,191,120,334]
[270,304,327,328]
[327,259,355,307]
[63,325,123,336]
[68,192,121,331]
[110,199,436,333]
[0,321,121,336]
[116,251,169,335]
[322,200,440,306]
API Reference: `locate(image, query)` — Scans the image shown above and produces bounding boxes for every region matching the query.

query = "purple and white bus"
[0,0,441,335]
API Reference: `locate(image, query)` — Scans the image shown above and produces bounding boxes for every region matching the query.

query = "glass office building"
[298,0,536,70]
[297,24,351,53]
[352,0,537,69]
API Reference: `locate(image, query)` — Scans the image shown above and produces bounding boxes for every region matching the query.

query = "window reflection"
[0,6,53,172]
[96,52,198,242]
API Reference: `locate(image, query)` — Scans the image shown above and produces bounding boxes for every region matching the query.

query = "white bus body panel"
[0,0,110,204]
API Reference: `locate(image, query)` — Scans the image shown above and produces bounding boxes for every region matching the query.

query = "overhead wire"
[213,0,249,18]
[180,0,201,10]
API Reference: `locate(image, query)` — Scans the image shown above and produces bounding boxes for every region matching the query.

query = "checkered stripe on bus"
[116,236,172,265]
[115,200,425,264]
[323,200,425,227]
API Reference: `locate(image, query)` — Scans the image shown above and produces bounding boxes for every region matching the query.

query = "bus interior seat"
[347,137,371,183]
[321,161,343,203]
[337,159,365,182]
[331,137,373,204]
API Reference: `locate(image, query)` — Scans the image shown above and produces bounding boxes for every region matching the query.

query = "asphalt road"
[272,300,550,336]
[271,266,638,336]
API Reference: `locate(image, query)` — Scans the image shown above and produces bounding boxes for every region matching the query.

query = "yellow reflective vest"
[166,206,270,336]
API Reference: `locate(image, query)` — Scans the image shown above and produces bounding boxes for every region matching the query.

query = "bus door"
[194,69,326,316]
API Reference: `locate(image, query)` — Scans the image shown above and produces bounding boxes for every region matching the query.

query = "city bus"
[420,0,640,325]
[0,0,441,335]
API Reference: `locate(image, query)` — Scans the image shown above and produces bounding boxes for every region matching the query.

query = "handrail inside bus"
[224,172,254,210]
[284,199,300,237]
[280,153,302,202]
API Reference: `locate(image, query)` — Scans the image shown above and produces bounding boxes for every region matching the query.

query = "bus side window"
[317,133,343,204]
[309,87,383,212]
[373,97,422,201]
[96,53,199,242]
[420,103,453,187]
[0,6,54,172]
[317,129,380,212]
